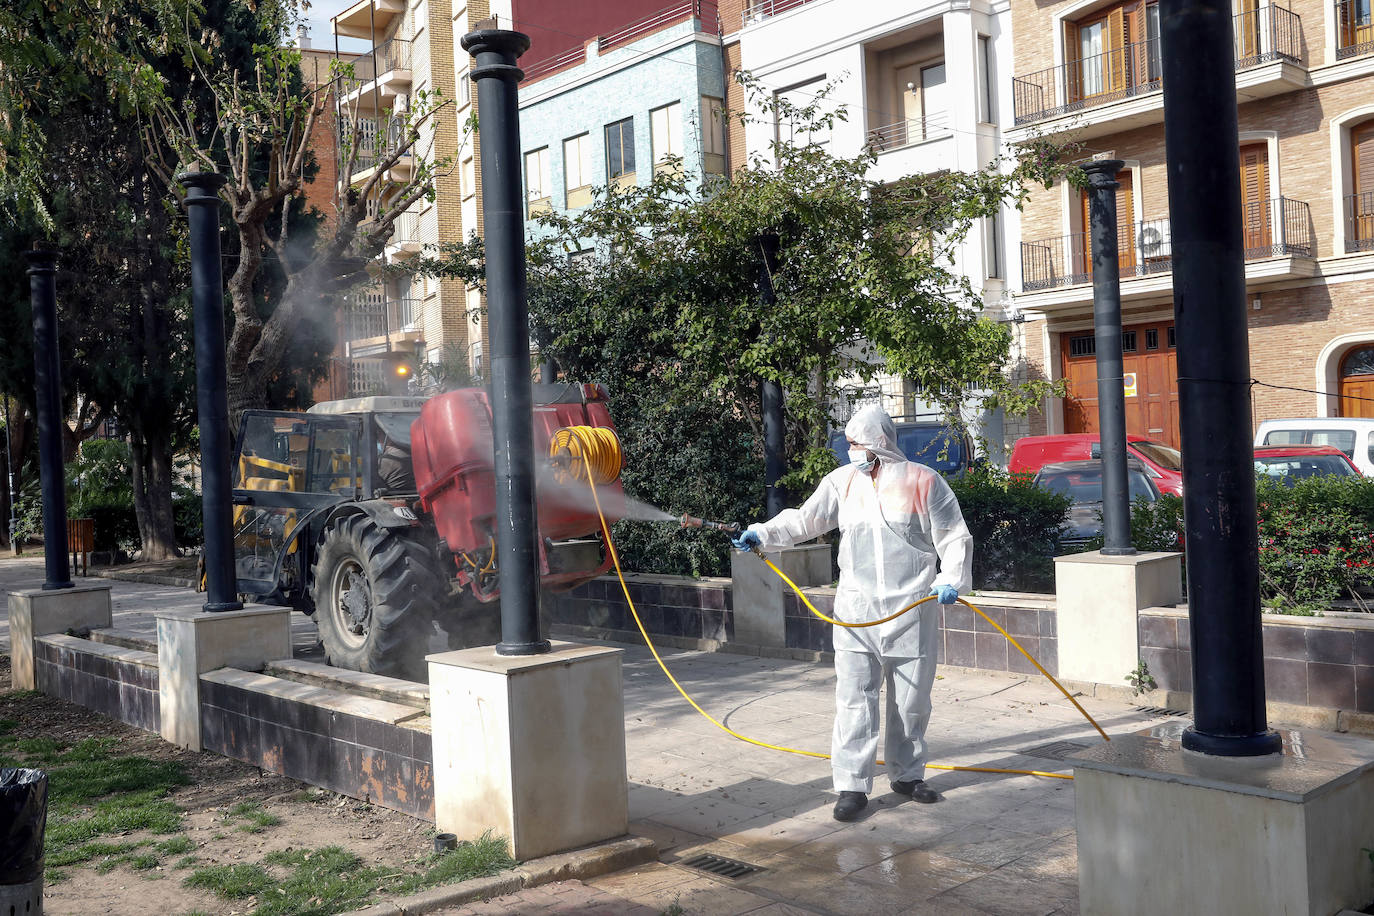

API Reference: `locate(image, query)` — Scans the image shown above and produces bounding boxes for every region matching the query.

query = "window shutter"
[1354,121,1374,196]
[1108,7,1127,92]
[1065,21,1082,103]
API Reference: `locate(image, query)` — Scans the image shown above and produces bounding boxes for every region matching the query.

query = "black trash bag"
[0,768,48,885]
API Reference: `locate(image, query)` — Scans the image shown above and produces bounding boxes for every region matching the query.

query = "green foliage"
[1257,476,1374,615]
[948,468,1071,593]
[1081,495,1186,555]
[1126,660,1158,697]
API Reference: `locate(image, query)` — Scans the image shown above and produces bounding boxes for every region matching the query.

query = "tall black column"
[1160,0,1279,756]
[24,248,73,590]
[461,28,548,656]
[179,172,243,613]
[757,234,785,517]
[1083,160,1135,556]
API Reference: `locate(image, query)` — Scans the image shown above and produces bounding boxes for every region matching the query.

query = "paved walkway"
[2,555,1162,914]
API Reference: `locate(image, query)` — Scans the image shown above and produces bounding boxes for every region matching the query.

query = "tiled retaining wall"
[199,670,434,821]
[33,634,160,733]
[552,575,1059,675]
[1140,608,1374,713]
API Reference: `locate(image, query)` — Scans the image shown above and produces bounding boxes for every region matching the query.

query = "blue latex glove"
[931,584,959,605]
[732,531,762,553]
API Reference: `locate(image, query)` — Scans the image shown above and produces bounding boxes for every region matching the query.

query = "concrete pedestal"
[1054,550,1182,686]
[731,543,831,648]
[1073,722,1374,915]
[8,583,112,690]
[155,605,292,750]
[428,640,627,861]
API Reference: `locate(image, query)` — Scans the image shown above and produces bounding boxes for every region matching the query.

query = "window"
[461,155,475,200]
[523,147,551,216]
[1122,330,1138,352]
[650,103,681,173]
[604,117,636,183]
[563,133,593,207]
[775,77,831,148]
[701,97,725,155]
[1349,120,1374,251]
[1069,334,1095,357]
[458,67,470,105]
[1065,1,1160,102]
[978,35,995,123]
[983,211,1002,279]
[1167,325,1176,348]
[1146,328,1159,350]
[1338,0,1374,57]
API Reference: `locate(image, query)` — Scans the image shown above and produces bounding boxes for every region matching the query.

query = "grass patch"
[225,800,282,833]
[173,855,200,870]
[155,836,196,856]
[0,732,189,883]
[185,832,515,916]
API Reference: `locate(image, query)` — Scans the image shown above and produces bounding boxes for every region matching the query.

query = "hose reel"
[549,425,624,486]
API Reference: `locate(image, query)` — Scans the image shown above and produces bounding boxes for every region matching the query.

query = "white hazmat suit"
[747,406,972,793]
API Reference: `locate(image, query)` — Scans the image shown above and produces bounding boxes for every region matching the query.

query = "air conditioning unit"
[1138,224,1172,260]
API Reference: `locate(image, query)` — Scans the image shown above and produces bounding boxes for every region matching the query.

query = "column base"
[1073,722,1374,915]
[429,640,628,861]
[732,543,831,648]
[8,583,112,690]
[1054,550,1182,685]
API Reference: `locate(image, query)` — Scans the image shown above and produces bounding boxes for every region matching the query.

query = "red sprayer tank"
[410,385,627,591]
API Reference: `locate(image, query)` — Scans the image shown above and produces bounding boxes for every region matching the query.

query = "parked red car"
[1253,444,1360,484]
[1008,433,1184,496]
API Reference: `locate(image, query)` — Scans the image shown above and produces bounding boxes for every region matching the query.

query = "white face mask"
[848,448,876,472]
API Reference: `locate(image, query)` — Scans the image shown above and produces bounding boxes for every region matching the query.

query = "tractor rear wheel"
[311,514,439,681]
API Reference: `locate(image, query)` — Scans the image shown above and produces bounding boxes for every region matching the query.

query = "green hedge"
[1257,476,1374,615]
[948,468,1072,593]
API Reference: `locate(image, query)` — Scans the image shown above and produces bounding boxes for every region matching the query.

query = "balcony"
[340,38,412,107]
[743,0,815,24]
[1019,197,1314,308]
[346,296,422,354]
[385,210,422,258]
[1337,0,1374,59]
[1010,5,1303,139]
[1345,192,1374,253]
[868,111,951,152]
[332,0,405,40]
[343,117,414,184]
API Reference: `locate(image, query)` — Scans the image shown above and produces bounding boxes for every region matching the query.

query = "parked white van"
[1253,418,1374,477]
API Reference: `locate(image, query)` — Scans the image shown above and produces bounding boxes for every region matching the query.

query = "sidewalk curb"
[88,569,195,589]
[342,835,658,916]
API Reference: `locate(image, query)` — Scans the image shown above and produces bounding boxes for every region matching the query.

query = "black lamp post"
[179,171,244,613]
[1082,159,1135,556]
[461,27,548,656]
[757,233,785,518]
[1160,0,1279,756]
[25,248,73,590]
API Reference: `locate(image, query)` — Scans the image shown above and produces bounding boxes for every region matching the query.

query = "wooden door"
[1078,169,1135,276]
[1237,0,1261,60]
[1063,321,1179,447]
[1353,121,1374,247]
[1240,143,1271,255]
[1341,345,1374,418]
[1340,0,1374,52]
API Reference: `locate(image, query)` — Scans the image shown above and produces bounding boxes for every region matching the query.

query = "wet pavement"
[1,555,1168,914]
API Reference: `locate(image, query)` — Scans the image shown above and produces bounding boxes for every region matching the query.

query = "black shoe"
[891,779,940,804]
[832,791,868,821]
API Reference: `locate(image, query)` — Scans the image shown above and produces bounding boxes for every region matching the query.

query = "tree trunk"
[130,429,179,561]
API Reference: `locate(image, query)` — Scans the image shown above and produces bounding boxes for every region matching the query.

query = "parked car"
[1032,459,1162,548]
[1008,433,1183,496]
[1253,444,1360,485]
[827,421,975,477]
[1253,418,1374,477]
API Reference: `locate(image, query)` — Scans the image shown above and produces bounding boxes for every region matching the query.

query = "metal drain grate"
[1019,740,1089,761]
[1137,706,1189,718]
[679,852,764,879]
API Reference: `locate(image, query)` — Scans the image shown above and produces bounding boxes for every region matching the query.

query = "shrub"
[948,467,1071,593]
[1256,476,1374,615]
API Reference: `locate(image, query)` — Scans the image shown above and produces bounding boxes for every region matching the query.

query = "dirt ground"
[0,653,449,916]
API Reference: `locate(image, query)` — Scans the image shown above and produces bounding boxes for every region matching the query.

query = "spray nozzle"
[679,514,741,534]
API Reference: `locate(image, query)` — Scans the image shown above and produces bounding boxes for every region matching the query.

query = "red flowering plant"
[1255,477,1374,616]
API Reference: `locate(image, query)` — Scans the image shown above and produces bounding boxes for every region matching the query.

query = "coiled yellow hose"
[558,425,1106,781]
[550,425,624,485]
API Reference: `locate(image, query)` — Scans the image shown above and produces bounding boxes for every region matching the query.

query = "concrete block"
[429,640,628,862]
[8,583,112,690]
[155,605,292,750]
[1054,550,1182,686]
[1073,723,1374,915]
[732,543,831,648]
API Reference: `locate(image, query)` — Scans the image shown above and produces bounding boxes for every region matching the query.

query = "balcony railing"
[1336,0,1374,59]
[346,296,419,341]
[1013,4,1302,125]
[343,116,413,176]
[1020,197,1312,291]
[1346,192,1374,252]
[744,0,815,22]
[868,112,951,151]
[348,37,412,77]
[521,0,718,84]
[389,298,419,330]
[389,210,420,246]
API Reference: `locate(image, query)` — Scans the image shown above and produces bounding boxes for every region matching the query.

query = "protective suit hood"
[844,406,905,465]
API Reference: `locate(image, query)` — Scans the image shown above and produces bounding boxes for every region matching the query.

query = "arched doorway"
[1340,345,1374,418]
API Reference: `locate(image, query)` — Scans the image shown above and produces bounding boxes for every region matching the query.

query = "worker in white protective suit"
[732,405,972,821]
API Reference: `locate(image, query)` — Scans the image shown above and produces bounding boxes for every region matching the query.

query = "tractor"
[230,383,626,680]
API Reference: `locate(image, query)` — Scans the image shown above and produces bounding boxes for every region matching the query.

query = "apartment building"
[729,0,1018,445]
[516,2,726,240]
[1009,0,1374,447]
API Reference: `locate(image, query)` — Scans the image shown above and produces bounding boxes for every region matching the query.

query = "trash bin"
[0,768,48,915]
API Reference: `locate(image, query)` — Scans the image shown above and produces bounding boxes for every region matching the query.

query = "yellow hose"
[560,425,1103,783]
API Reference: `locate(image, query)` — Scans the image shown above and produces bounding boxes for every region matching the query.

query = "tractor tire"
[436,588,556,651]
[311,514,439,681]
